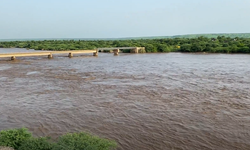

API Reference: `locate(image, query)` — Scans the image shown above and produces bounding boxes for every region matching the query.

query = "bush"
[18,137,54,150]
[157,44,171,52]
[0,128,117,150]
[0,128,32,149]
[52,132,117,150]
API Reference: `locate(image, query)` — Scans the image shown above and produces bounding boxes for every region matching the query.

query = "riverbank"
[0,36,250,53]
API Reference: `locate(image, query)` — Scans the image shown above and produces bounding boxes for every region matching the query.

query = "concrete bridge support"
[93,52,98,56]
[130,48,139,53]
[48,54,53,59]
[11,56,16,60]
[130,47,146,53]
[68,53,73,58]
[113,49,119,55]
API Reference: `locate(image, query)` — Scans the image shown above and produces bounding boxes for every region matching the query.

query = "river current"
[0,48,250,150]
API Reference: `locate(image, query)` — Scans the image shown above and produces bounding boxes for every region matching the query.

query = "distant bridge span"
[0,47,145,60]
[0,50,98,60]
[97,47,145,54]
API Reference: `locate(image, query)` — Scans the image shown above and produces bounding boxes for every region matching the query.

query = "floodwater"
[0,48,250,150]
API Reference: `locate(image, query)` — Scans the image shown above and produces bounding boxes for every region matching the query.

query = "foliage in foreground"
[0,128,117,150]
[18,137,55,150]
[0,128,32,149]
[53,133,117,150]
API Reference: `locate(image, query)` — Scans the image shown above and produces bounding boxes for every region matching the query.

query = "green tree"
[0,128,32,149]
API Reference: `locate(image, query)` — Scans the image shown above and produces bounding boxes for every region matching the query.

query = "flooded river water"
[0,48,250,150]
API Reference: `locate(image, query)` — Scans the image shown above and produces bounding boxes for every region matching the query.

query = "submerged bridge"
[97,47,145,55]
[0,50,98,60]
[0,47,145,60]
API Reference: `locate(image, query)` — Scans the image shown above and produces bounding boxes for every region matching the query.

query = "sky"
[0,0,250,39]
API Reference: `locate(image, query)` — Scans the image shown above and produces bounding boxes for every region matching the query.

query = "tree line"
[0,36,250,53]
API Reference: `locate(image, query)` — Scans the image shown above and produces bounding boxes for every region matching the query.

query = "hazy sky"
[0,0,250,39]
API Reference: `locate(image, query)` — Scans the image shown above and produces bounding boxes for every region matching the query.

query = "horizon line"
[1,32,250,41]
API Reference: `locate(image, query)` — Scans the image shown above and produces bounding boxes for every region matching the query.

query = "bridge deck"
[0,50,97,58]
[97,47,138,50]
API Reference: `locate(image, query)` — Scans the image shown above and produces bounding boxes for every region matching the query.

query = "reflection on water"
[0,49,250,150]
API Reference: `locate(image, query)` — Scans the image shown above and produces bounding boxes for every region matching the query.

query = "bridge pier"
[48,53,53,59]
[113,49,119,55]
[131,48,139,53]
[93,52,98,56]
[68,53,73,58]
[11,56,16,60]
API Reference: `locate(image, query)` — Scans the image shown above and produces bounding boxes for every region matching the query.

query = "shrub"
[18,137,55,150]
[0,128,117,150]
[52,132,117,150]
[0,128,32,149]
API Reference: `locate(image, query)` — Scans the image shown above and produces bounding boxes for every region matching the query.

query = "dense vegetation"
[171,33,250,39]
[1,36,250,53]
[0,128,117,150]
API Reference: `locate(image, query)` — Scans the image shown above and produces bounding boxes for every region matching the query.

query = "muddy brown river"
[0,48,250,150]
